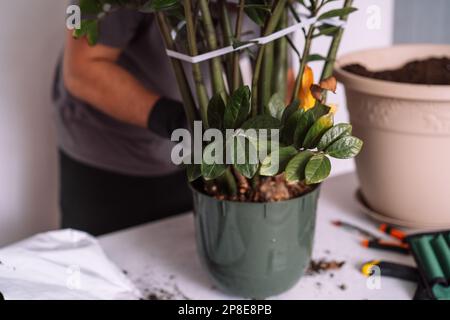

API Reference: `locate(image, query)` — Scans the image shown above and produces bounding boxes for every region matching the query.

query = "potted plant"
[335,44,450,229]
[74,0,362,298]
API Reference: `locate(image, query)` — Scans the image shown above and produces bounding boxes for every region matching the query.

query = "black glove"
[147,97,187,138]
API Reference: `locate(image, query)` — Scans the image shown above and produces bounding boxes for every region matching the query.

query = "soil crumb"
[130,269,190,300]
[142,285,189,300]
[343,57,450,85]
[338,284,347,291]
[204,174,311,202]
[306,259,346,276]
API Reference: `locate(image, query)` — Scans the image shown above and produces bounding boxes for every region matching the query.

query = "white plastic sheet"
[0,229,141,300]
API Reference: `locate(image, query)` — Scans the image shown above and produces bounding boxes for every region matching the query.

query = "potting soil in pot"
[204,175,312,202]
[343,57,450,85]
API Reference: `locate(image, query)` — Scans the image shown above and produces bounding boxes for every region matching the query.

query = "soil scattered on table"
[127,269,190,300]
[204,174,311,202]
[142,285,189,300]
[343,57,450,85]
[306,259,346,276]
[338,284,347,291]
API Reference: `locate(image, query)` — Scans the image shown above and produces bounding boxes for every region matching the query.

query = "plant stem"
[219,0,235,90]
[320,0,353,80]
[292,24,314,103]
[232,0,245,91]
[221,168,238,196]
[251,49,265,116]
[251,0,288,116]
[156,12,198,131]
[184,0,210,128]
[273,8,288,100]
[260,41,274,109]
[198,0,227,101]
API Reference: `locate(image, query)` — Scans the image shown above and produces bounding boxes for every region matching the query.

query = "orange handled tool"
[379,223,406,242]
[361,239,410,255]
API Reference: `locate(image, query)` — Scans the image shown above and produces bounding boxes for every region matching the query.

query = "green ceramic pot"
[191,183,320,298]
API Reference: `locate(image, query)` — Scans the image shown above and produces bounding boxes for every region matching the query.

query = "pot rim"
[189,179,320,205]
[334,44,450,101]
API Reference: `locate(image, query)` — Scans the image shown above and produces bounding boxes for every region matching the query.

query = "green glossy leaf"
[326,136,363,159]
[265,93,285,120]
[285,150,314,182]
[73,19,99,46]
[318,123,352,151]
[72,27,85,39]
[79,0,102,14]
[244,0,269,26]
[201,140,227,180]
[186,163,202,182]
[232,40,258,49]
[140,0,179,12]
[241,114,281,130]
[281,109,304,145]
[314,25,340,37]
[260,146,298,176]
[245,128,280,160]
[293,104,330,148]
[232,135,259,179]
[224,86,251,129]
[207,93,226,130]
[305,154,331,184]
[86,20,99,46]
[318,7,358,20]
[303,114,334,149]
[281,99,300,125]
[307,54,327,62]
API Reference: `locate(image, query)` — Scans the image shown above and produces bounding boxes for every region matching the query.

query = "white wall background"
[0,0,67,246]
[0,0,393,246]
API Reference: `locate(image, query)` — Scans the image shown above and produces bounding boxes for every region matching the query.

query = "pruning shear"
[332,220,409,255]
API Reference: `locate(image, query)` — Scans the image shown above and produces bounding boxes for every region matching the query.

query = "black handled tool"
[361,239,410,255]
[361,260,419,282]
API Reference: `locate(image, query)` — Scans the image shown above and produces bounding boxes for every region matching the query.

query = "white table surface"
[99,171,418,300]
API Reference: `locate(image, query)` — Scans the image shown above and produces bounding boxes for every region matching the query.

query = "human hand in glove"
[147,97,188,139]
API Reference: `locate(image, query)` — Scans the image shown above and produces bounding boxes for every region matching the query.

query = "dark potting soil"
[205,174,312,202]
[343,57,450,85]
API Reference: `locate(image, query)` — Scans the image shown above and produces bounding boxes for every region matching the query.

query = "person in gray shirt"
[53,6,193,235]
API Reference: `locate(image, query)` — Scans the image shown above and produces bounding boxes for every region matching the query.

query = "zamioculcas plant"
[73,0,362,298]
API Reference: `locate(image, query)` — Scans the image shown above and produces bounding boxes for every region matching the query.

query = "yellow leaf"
[328,104,338,114]
[319,76,337,93]
[298,65,316,110]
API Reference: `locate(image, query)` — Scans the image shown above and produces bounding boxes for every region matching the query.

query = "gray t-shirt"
[53,8,190,176]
